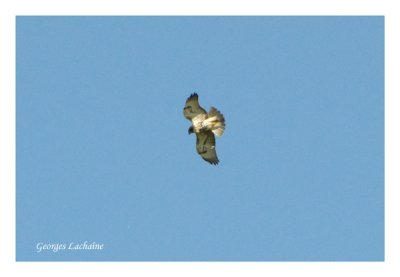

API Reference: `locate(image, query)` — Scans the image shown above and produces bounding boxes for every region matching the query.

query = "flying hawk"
[183,93,225,165]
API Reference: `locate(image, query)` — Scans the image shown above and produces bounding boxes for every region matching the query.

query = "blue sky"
[16,16,384,261]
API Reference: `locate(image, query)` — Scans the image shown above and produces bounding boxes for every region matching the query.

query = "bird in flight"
[183,93,225,165]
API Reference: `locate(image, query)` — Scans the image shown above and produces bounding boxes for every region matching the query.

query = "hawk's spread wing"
[195,130,219,165]
[183,93,207,121]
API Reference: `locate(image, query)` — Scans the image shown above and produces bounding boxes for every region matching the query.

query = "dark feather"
[195,131,219,165]
[183,92,207,120]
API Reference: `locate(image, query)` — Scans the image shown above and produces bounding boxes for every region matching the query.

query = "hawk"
[183,93,225,165]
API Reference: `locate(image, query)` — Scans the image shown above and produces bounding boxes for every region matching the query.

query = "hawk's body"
[183,93,225,165]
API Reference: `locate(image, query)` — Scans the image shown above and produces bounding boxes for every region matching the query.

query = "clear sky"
[16,16,384,261]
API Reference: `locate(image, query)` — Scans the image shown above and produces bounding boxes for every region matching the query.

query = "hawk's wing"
[195,130,219,165]
[183,93,207,121]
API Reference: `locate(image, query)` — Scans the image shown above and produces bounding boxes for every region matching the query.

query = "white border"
[1,1,399,276]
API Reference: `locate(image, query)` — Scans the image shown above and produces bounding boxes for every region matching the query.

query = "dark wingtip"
[204,158,219,165]
[187,92,198,101]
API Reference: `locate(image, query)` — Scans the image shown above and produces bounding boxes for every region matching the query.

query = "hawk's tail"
[208,107,225,137]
